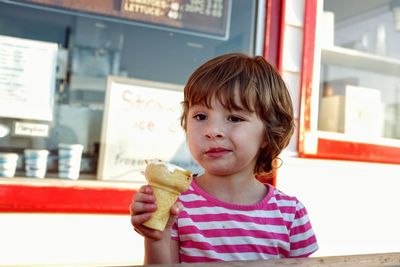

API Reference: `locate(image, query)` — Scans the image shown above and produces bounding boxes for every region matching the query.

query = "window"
[0,0,261,180]
[299,0,400,164]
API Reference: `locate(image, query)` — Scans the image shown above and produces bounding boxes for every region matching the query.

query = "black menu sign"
[21,0,231,39]
[120,0,231,39]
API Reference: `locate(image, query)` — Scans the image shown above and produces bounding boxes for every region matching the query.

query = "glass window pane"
[0,0,258,179]
[318,0,400,141]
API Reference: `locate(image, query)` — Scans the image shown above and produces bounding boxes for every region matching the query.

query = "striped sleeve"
[288,201,318,257]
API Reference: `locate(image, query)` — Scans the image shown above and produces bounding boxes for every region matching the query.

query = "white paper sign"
[345,85,384,138]
[97,77,201,182]
[13,121,49,137]
[0,35,57,121]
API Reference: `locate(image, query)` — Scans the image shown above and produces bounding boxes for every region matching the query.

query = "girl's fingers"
[130,185,171,241]
[131,201,156,214]
[138,184,153,194]
[165,201,183,229]
[170,201,183,215]
[130,212,152,226]
[133,186,156,203]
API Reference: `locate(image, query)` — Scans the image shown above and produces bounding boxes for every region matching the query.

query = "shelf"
[321,46,400,76]
[69,74,107,92]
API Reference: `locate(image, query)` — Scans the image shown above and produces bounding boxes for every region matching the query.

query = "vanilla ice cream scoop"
[142,159,193,231]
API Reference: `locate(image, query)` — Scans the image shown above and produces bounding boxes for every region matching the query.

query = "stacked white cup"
[24,149,49,178]
[0,153,19,177]
[58,144,84,179]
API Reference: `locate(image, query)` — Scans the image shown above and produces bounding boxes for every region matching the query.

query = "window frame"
[298,0,400,165]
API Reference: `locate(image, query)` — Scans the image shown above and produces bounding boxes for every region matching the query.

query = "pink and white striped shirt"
[171,180,318,263]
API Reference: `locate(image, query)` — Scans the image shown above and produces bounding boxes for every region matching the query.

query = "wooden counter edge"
[131,252,400,267]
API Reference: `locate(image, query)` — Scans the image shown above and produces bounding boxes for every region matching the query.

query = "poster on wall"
[0,35,57,121]
[97,76,201,183]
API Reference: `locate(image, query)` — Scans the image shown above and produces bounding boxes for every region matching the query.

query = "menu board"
[22,0,231,39]
[0,35,57,121]
[120,0,231,38]
[97,76,201,182]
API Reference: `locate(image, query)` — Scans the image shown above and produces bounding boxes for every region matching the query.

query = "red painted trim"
[277,0,286,72]
[0,183,135,214]
[301,138,400,165]
[263,0,272,58]
[298,0,317,153]
[263,0,284,186]
[263,0,283,67]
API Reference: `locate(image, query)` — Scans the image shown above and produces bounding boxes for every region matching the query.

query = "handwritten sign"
[23,0,231,39]
[13,121,50,137]
[97,77,201,182]
[0,35,57,121]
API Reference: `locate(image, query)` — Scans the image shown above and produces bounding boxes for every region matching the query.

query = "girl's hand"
[130,185,183,240]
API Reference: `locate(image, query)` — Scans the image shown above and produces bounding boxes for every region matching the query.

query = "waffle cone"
[142,186,179,231]
[142,160,193,231]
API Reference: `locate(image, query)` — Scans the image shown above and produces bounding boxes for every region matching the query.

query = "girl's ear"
[260,139,267,149]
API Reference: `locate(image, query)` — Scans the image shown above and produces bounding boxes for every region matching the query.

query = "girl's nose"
[204,121,224,139]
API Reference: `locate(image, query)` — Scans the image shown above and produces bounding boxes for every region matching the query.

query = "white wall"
[0,213,144,266]
[277,156,400,256]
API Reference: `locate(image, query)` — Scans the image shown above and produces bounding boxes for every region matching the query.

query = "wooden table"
[134,252,400,267]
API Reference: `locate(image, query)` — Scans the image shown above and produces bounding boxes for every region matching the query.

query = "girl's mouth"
[205,147,231,158]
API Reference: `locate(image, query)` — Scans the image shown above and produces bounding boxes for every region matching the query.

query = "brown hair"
[181,53,294,173]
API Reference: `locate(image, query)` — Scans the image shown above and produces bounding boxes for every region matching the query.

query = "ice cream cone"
[142,159,192,231]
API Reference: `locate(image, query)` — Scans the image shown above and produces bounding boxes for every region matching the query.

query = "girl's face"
[186,96,266,177]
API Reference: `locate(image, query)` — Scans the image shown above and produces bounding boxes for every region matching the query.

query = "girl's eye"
[228,115,244,122]
[193,114,207,121]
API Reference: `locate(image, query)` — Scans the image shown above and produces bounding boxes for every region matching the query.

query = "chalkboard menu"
[22,0,231,39]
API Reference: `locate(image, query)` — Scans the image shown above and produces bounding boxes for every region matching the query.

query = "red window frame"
[298,0,400,165]
[0,178,134,214]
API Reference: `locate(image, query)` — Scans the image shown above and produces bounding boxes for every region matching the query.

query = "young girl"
[130,53,318,264]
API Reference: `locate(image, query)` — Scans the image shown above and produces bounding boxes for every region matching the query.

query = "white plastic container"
[58,144,84,179]
[24,149,49,178]
[0,153,19,177]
